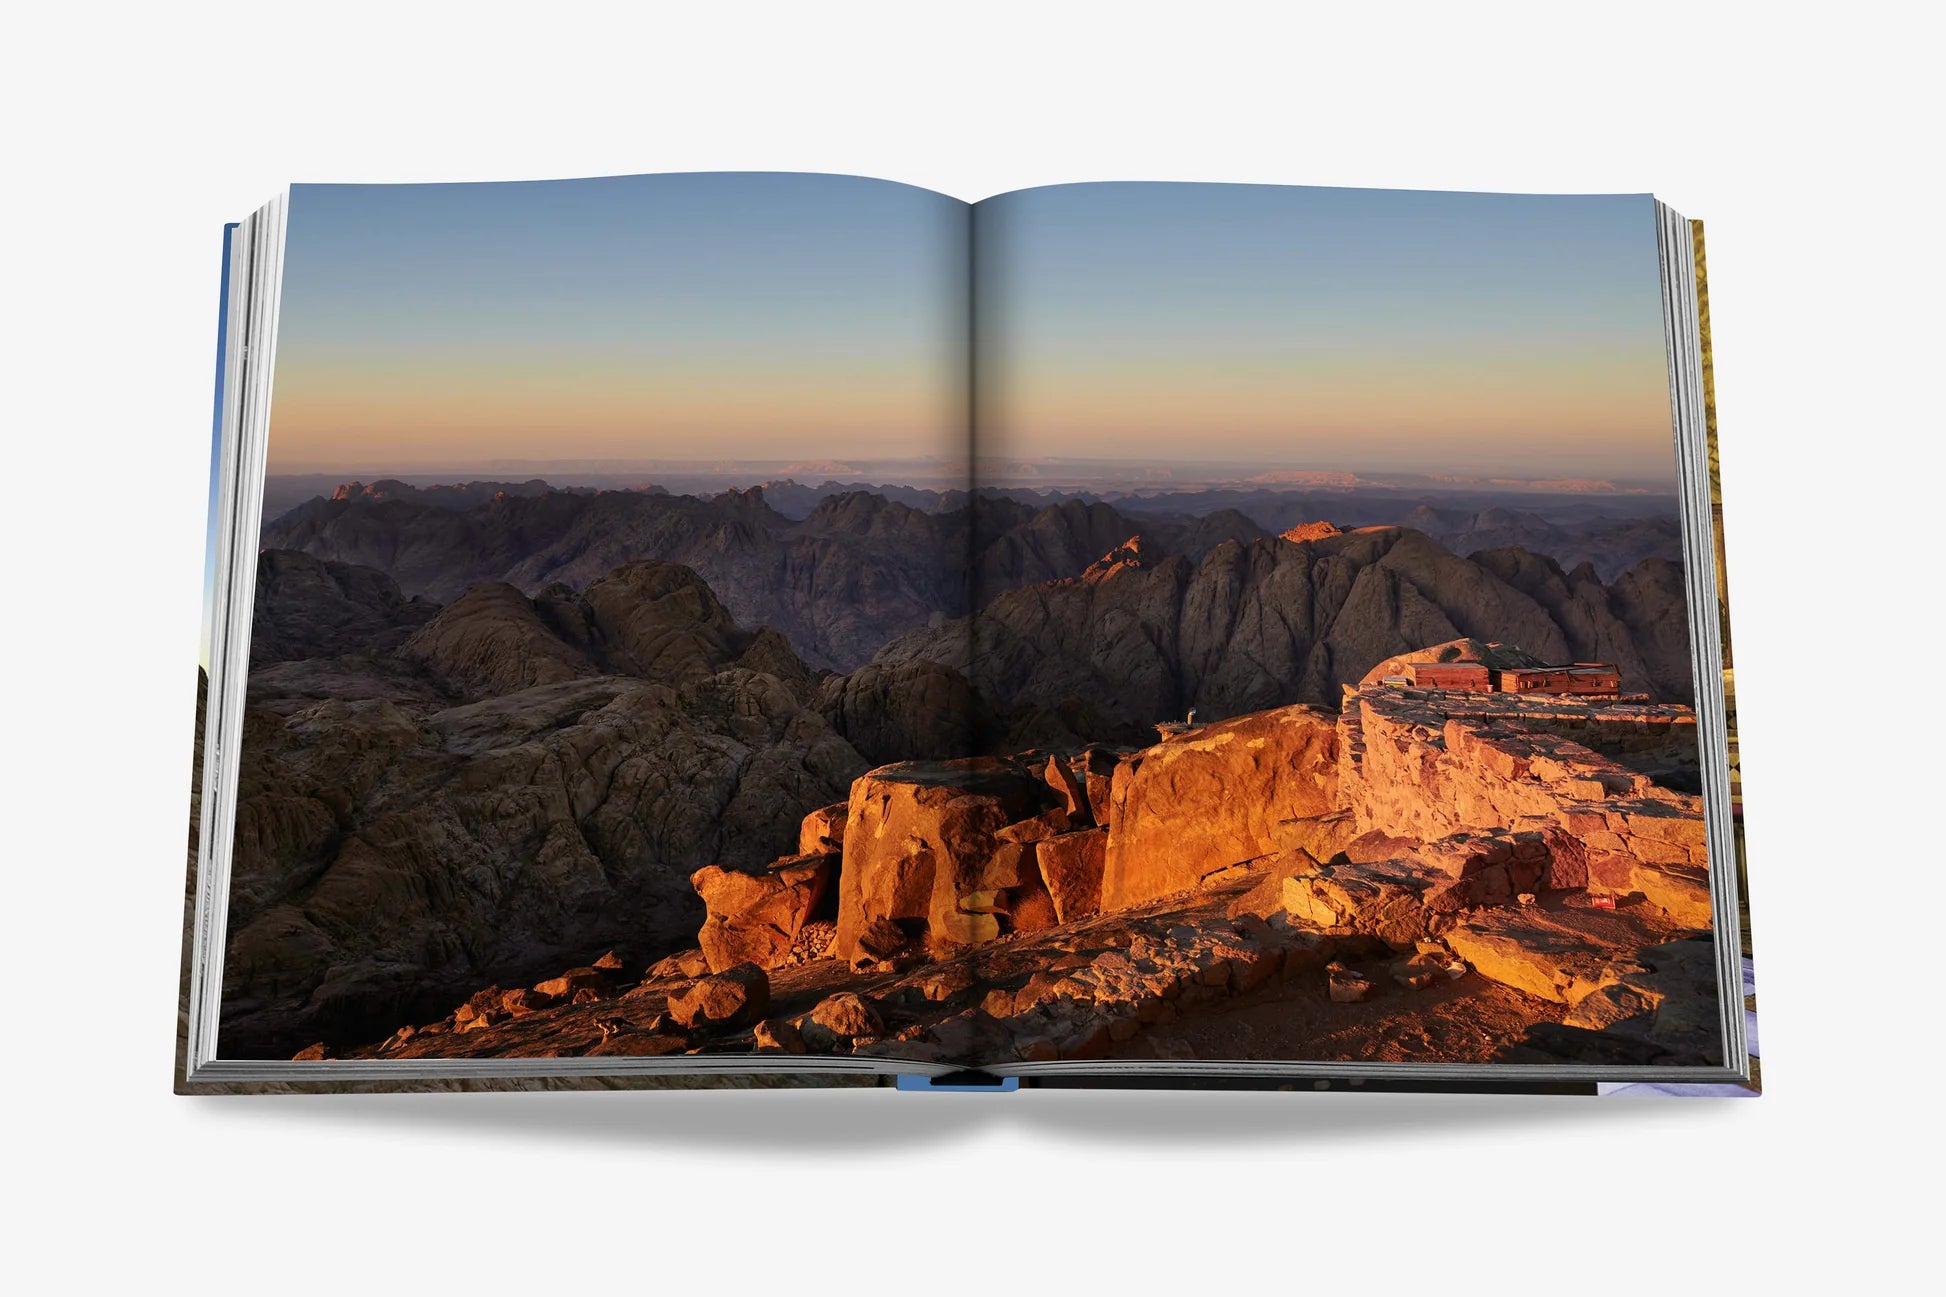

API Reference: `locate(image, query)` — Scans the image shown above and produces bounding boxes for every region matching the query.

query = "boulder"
[645,949,710,981]
[1628,861,1713,928]
[851,917,911,963]
[1036,828,1109,923]
[1073,747,1123,825]
[831,758,1055,962]
[499,988,548,1016]
[691,853,835,972]
[801,992,883,1050]
[798,801,850,856]
[1042,754,1092,824]
[1225,848,1323,921]
[666,962,770,1031]
[810,991,882,1038]
[534,967,607,1000]
[753,1019,806,1053]
[1101,704,1340,909]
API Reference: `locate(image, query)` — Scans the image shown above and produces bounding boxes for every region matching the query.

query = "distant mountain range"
[259,478,1681,670]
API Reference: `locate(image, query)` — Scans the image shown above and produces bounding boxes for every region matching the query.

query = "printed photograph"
[213,174,1725,1071]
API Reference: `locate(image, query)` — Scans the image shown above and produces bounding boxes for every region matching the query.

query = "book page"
[905,181,1727,1075]
[218,172,984,1070]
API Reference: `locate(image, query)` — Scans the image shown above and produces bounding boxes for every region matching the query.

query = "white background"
[3,2,1937,1291]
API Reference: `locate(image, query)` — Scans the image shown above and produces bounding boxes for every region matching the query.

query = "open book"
[183,172,1753,1094]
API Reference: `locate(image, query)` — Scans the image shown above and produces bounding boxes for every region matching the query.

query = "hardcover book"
[181,172,1754,1095]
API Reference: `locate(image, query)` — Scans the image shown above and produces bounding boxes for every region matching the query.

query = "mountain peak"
[1082,535,1147,582]
[1279,520,1344,544]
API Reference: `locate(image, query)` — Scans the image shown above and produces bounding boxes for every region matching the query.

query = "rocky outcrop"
[393,560,821,707]
[1100,705,1343,909]
[691,855,835,973]
[974,500,1156,601]
[398,582,594,696]
[801,991,882,1049]
[1342,682,1709,926]
[219,559,867,1058]
[332,640,1724,1071]
[250,549,438,664]
[831,758,1059,964]
[571,562,748,683]
[1036,827,1108,922]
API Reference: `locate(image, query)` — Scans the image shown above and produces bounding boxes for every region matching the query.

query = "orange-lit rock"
[667,962,770,1030]
[1037,827,1109,922]
[831,758,1055,962]
[691,852,835,972]
[797,801,849,855]
[1100,704,1340,909]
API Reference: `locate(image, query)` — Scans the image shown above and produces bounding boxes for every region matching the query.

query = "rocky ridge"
[874,525,1690,748]
[317,637,1722,1070]
[222,555,867,1058]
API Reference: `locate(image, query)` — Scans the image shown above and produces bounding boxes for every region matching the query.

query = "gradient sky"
[974,183,1676,482]
[269,173,970,474]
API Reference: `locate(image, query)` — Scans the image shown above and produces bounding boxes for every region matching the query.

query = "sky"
[267,173,970,474]
[267,173,1678,487]
[974,183,1677,482]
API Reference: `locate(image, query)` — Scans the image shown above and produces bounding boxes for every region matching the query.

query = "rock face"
[398,582,594,696]
[219,556,867,1058]
[250,549,438,664]
[831,759,1059,964]
[1100,705,1342,910]
[876,527,1691,747]
[1341,682,1710,926]
[1036,828,1108,922]
[816,659,980,764]
[797,801,849,855]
